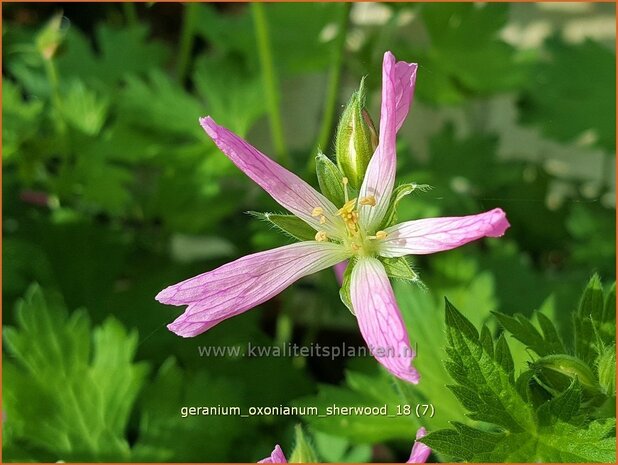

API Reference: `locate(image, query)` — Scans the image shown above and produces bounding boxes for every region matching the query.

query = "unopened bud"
[530,354,602,398]
[289,425,318,463]
[335,77,378,190]
[36,13,67,60]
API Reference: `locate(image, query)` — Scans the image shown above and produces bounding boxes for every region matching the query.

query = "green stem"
[176,2,199,82]
[251,2,289,166]
[122,3,138,27]
[43,57,70,197]
[43,58,65,134]
[307,2,351,173]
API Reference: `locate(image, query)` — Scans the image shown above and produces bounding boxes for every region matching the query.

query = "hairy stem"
[176,2,199,82]
[252,2,289,166]
[308,2,352,173]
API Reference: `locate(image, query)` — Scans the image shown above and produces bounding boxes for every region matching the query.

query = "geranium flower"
[156,51,509,384]
[407,427,431,463]
[259,445,287,464]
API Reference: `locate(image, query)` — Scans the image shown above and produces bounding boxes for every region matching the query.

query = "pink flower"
[407,427,431,463]
[258,445,287,464]
[156,51,510,384]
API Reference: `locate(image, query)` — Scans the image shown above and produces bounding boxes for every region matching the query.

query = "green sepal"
[248,212,315,242]
[379,256,418,282]
[381,183,432,229]
[339,258,356,315]
[335,77,378,190]
[315,152,346,206]
[289,424,319,463]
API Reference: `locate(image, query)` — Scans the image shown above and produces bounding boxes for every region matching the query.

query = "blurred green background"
[2,2,616,462]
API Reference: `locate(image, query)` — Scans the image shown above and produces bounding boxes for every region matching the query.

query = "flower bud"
[315,151,346,206]
[530,354,601,397]
[335,77,378,190]
[36,13,67,60]
[288,425,318,463]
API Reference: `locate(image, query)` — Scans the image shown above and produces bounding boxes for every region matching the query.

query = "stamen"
[319,215,327,225]
[311,207,324,217]
[368,230,388,240]
[342,177,349,203]
[315,231,328,242]
[359,195,376,206]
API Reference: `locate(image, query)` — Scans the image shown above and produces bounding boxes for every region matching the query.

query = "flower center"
[311,177,387,255]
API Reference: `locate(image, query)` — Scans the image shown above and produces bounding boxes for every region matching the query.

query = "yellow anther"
[375,230,388,240]
[315,231,328,242]
[342,177,349,186]
[368,230,388,240]
[359,195,376,206]
[311,207,324,217]
[342,177,349,202]
[351,243,361,251]
[337,198,357,216]
[319,215,327,224]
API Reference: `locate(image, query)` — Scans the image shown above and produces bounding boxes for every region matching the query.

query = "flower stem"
[307,2,352,173]
[251,2,289,166]
[176,2,199,82]
[122,3,138,27]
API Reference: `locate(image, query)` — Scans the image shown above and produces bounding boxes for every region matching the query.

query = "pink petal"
[350,257,420,384]
[359,52,418,233]
[380,208,510,258]
[158,242,349,337]
[407,427,431,463]
[333,260,348,285]
[200,116,343,237]
[258,445,288,464]
[393,60,419,132]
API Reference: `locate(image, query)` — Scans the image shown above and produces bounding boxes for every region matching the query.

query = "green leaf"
[2,79,44,160]
[410,3,530,104]
[597,346,616,397]
[520,37,615,152]
[381,183,432,229]
[423,299,616,462]
[604,283,616,323]
[249,211,316,242]
[57,24,171,88]
[315,152,346,206]
[2,285,149,461]
[444,298,533,431]
[313,431,371,463]
[60,80,109,136]
[574,275,606,364]
[118,70,204,139]
[494,310,565,357]
[380,256,418,282]
[193,53,266,137]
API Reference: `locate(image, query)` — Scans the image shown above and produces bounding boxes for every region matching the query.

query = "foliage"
[422,279,616,462]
